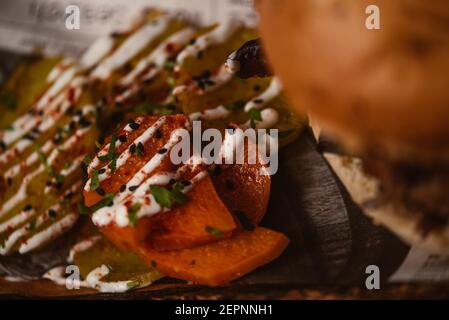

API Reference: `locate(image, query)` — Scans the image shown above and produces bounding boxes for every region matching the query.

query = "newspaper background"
[0,0,448,285]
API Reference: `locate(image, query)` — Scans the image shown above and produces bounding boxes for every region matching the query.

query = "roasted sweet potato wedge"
[103,225,289,286]
[85,114,238,251]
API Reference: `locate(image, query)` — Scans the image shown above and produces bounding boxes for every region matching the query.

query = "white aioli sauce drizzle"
[47,58,75,83]
[90,16,171,80]
[0,208,36,234]
[244,77,282,112]
[0,76,83,153]
[189,105,230,121]
[37,66,78,110]
[0,183,81,255]
[67,235,102,263]
[0,127,90,218]
[120,27,195,86]
[80,35,115,70]
[85,116,167,190]
[176,22,240,67]
[18,212,78,254]
[91,129,203,228]
[44,264,148,293]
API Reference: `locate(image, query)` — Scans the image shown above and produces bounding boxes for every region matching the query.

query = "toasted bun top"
[257,0,449,163]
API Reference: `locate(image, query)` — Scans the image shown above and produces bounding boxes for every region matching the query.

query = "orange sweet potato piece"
[100,176,238,251]
[102,225,289,286]
[87,115,237,251]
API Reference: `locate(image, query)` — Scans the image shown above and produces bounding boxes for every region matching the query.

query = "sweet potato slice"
[102,225,289,286]
[86,115,237,250]
[100,176,237,251]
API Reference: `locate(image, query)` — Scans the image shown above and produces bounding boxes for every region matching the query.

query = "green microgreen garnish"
[205,226,224,237]
[150,183,188,209]
[128,203,141,226]
[248,108,262,129]
[91,193,115,212]
[163,60,176,71]
[90,169,100,191]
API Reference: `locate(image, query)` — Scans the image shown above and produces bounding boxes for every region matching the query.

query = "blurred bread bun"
[256,0,449,164]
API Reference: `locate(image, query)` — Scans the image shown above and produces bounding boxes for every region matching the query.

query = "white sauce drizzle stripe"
[47,58,75,83]
[0,76,83,155]
[90,16,171,80]
[67,235,102,263]
[0,209,35,234]
[43,264,154,293]
[4,140,52,179]
[0,127,90,218]
[37,66,78,110]
[189,105,230,121]
[176,22,240,67]
[80,35,115,70]
[85,117,167,190]
[244,77,282,112]
[120,27,195,86]
[0,182,80,255]
[18,213,78,254]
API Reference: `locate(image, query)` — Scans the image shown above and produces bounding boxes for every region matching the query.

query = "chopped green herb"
[128,203,141,226]
[108,155,118,173]
[91,194,115,212]
[150,184,188,209]
[205,226,224,237]
[0,91,17,110]
[163,60,176,71]
[64,162,71,170]
[28,219,37,231]
[136,142,144,157]
[77,203,90,215]
[126,280,141,290]
[248,108,262,129]
[225,100,245,111]
[82,155,92,166]
[36,146,64,183]
[90,169,100,190]
[95,140,102,149]
[167,76,176,88]
[98,134,117,162]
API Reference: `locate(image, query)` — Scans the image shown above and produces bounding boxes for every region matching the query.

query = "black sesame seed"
[96,188,106,196]
[169,179,176,185]
[253,99,264,104]
[38,110,44,116]
[98,168,106,174]
[182,180,192,186]
[225,179,235,190]
[115,101,123,108]
[23,204,33,212]
[0,140,6,150]
[129,185,139,192]
[69,121,76,130]
[64,192,74,200]
[48,209,57,218]
[79,117,91,128]
[54,181,64,190]
[7,177,12,186]
[75,110,83,117]
[157,148,167,154]
[155,129,162,139]
[197,51,204,59]
[129,122,140,130]
[46,180,52,187]
[120,184,127,192]
[253,85,261,92]
[129,144,136,154]
[23,133,35,141]
[189,38,196,45]
[118,135,127,143]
